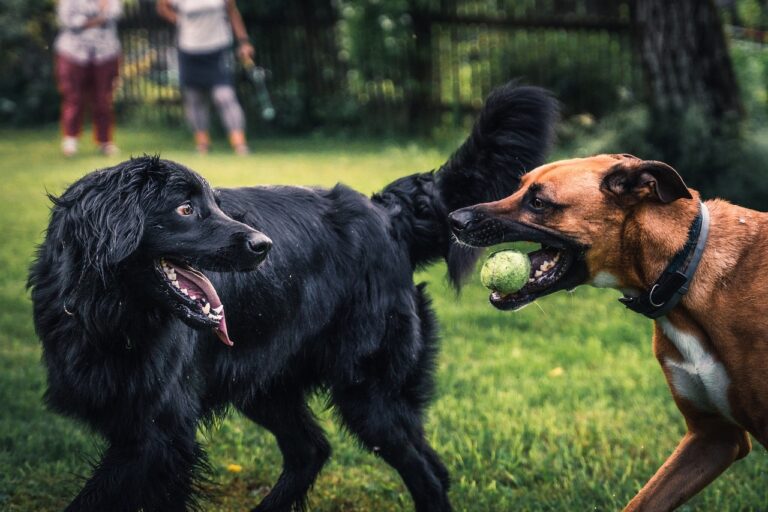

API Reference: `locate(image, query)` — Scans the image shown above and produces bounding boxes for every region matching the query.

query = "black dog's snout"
[246,233,272,258]
[448,209,477,233]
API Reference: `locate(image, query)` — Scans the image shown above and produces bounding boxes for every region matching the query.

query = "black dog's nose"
[246,233,272,257]
[448,209,476,232]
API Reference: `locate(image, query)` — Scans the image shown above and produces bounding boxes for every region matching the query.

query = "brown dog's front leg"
[624,423,750,512]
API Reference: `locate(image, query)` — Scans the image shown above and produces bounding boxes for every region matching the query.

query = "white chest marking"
[591,271,619,289]
[590,271,640,297]
[658,318,734,422]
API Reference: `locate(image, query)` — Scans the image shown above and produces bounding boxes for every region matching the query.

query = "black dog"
[29,82,557,511]
[29,159,272,510]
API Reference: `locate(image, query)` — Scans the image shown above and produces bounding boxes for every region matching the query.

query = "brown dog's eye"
[176,202,194,216]
[531,197,545,210]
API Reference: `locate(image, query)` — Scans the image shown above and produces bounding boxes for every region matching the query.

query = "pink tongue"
[172,264,233,346]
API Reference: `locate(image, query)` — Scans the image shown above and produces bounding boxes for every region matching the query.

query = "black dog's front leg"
[332,383,452,512]
[65,413,204,512]
[238,390,331,512]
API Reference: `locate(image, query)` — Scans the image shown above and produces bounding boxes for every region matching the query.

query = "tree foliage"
[0,0,58,125]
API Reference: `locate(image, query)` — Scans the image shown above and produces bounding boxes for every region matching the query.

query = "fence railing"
[116,0,641,133]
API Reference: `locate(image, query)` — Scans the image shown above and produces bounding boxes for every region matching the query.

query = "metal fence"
[116,0,641,133]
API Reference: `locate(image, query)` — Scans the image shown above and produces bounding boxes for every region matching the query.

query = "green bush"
[730,38,768,125]
[0,0,58,125]
[560,106,768,209]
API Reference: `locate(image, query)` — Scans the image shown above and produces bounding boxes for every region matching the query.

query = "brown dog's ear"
[609,153,641,160]
[600,160,692,206]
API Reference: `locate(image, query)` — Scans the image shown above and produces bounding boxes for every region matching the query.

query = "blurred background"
[2,2,768,510]
[2,0,767,204]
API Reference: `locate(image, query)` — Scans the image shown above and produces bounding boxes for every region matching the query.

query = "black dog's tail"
[373,82,558,288]
[436,83,558,213]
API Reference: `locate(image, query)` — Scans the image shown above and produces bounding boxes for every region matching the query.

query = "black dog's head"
[41,156,271,345]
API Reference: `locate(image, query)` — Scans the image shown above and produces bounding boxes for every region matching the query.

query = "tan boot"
[229,130,249,155]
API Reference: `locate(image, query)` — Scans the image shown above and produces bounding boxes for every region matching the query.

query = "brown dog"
[449,154,768,511]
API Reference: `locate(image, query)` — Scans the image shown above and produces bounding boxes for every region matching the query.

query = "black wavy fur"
[28,82,557,512]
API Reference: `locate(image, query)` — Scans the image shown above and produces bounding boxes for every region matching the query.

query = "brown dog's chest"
[655,319,736,422]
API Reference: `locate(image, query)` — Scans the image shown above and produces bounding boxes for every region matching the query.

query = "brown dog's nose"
[448,209,476,232]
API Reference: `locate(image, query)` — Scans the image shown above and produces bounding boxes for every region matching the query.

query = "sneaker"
[61,136,78,157]
[99,142,120,156]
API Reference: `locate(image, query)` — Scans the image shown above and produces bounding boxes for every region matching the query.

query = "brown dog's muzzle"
[450,205,572,248]
[449,206,512,247]
[449,205,589,310]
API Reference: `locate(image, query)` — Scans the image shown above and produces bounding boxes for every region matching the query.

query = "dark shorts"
[178,47,235,89]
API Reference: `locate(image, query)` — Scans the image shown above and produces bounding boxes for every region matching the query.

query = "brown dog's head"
[449,154,693,310]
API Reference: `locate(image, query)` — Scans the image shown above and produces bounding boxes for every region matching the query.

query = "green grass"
[1,127,766,511]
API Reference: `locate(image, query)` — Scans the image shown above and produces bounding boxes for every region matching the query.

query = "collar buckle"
[619,202,709,319]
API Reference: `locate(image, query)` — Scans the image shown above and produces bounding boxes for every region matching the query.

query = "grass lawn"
[1,127,766,511]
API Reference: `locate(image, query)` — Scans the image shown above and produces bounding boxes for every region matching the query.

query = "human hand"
[84,15,107,28]
[237,42,255,64]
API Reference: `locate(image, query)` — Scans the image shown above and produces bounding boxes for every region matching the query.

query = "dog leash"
[619,201,710,319]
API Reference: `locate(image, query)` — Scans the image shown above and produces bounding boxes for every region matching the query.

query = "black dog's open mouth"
[489,244,585,311]
[155,258,233,345]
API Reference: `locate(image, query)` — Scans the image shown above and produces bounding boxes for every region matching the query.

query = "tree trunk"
[630,0,743,123]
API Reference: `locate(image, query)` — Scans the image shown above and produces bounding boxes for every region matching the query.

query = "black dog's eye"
[176,202,194,216]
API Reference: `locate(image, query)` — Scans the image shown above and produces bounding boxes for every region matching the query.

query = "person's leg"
[211,85,248,154]
[92,56,120,154]
[55,54,87,156]
[182,86,211,154]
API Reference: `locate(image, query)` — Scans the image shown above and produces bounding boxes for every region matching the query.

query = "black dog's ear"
[56,160,152,283]
[600,159,692,207]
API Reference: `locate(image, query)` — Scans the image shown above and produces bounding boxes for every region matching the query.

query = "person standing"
[54,0,122,157]
[157,0,254,155]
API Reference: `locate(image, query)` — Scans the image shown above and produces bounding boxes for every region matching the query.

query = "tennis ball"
[480,250,531,295]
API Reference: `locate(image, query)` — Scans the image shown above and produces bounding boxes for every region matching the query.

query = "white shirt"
[172,0,233,54]
[54,0,122,63]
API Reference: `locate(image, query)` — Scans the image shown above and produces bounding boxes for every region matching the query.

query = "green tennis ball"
[480,250,531,295]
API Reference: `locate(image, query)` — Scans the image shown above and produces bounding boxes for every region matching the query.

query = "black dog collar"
[619,202,710,319]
